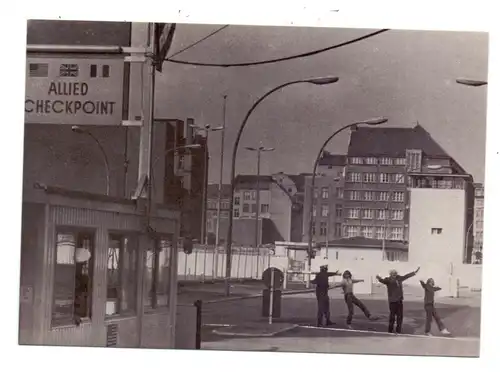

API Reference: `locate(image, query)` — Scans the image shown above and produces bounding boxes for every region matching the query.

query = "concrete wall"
[408,188,466,296]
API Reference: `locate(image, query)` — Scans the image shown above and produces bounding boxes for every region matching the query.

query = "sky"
[152,25,488,184]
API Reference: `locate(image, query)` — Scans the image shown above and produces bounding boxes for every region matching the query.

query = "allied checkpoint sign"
[25,56,124,126]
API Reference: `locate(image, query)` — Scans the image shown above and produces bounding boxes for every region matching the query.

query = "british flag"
[59,63,79,77]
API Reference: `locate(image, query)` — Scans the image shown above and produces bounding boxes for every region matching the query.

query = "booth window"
[145,237,172,309]
[52,229,95,327]
[106,234,139,317]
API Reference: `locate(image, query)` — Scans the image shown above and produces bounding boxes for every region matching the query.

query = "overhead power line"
[167,24,230,60]
[165,28,390,68]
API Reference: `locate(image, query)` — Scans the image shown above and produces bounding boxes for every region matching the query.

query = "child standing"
[333,270,378,329]
[420,278,451,336]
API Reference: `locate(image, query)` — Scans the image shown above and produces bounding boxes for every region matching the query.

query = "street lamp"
[306,117,388,282]
[456,78,488,87]
[190,124,224,245]
[225,76,340,296]
[245,144,275,274]
[71,125,111,196]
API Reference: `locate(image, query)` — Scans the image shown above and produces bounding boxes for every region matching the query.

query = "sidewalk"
[202,327,480,357]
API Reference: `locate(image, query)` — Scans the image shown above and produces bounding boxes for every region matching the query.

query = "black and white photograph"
[3,2,499,383]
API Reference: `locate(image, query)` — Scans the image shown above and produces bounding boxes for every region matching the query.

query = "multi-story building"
[302,153,346,244]
[343,124,473,259]
[205,184,232,245]
[156,118,208,242]
[232,173,306,246]
[473,183,484,258]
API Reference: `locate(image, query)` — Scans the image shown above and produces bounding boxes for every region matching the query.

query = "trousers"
[388,300,404,333]
[344,293,371,324]
[316,293,331,325]
[424,303,445,333]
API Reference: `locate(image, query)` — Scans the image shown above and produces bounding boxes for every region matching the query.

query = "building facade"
[473,183,484,260]
[232,174,306,246]
[342,124,472,259]
[205,184,231,245]
[302,153,346,244]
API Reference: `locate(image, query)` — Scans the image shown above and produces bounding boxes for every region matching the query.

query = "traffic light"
[183,237,193,255]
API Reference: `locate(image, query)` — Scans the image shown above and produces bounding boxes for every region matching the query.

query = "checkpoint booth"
[19,184,181,348]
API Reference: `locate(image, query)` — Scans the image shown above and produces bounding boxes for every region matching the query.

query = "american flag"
[59,63,79,77]
[29,63,49,77]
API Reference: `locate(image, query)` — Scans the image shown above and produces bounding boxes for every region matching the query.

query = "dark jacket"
[377,272,416,303]
[311,271,337,296]
[420,280,442,305]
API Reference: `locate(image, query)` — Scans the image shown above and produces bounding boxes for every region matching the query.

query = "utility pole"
[214,95,227,277]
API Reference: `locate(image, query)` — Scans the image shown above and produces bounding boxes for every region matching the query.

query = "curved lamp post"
[306,117,388,278]
[456,78,488,87]
[225,76,340,296]
[71,125,111,196]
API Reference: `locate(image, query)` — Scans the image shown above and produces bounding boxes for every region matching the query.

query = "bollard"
[456,278,460,299]
[194,300,202,349]
[269,267,275,325]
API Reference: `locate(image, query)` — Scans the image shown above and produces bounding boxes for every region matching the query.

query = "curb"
[212,324,298,337]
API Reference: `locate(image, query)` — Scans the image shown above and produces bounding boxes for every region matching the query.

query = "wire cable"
[167,25,230,59]
[165,28,390,67]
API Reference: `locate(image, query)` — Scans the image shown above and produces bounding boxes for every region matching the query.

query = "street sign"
[154,23,176,72]
[25,56,124,126]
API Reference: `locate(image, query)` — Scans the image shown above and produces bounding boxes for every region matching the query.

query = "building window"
[102,64,110,78]
[379,191,389,201]
[350,157,363,164]
[391,227,404,240]
[321,205,329,217]
[394,192,405,202]
[335,223,342,237]
[233,209,240,218]
[336,188,344,199]
[321,187,329,199]
[364,191,375,201]
[243,204,250,213]
[313,187,319,199]
[250,191,256,200]
[394,173,405,184]
[406,149,422,172]
[380,173,391,183]
[362,209,374,219]
[312,206,317,217]
[222,202,230,210]
[392,210,404,220]
[345,225,359,238]
[251,204,257,214]
[394,158,406,166]
[380,157,392,165]
[243,191,251,201]
[363,173,377,183]
[347,208,360,219]
[220,212,229,219]
[431,227,443,235]
[335,204,342,217]
[106,234,139,317]
[349,191,361,200]
[385,251,408,262]
[361,226,373,238]
[320,222,327,236]
[52,229,95,326]
[145,238,171,308]
[366,157,378,165]
[234,196,240,205]
[376,227,385,239]
[348,172,362,182]
[377,209,387,220]
[261,204,269,213]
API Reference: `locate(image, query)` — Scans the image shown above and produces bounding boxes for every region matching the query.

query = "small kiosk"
[19,184,180,348]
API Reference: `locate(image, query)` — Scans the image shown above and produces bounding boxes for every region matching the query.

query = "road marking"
[298,325,478,341]
[203,323,235,327]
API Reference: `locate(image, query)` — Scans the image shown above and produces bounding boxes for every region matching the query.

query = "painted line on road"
[203,323,235,327]
[298,325,478,341]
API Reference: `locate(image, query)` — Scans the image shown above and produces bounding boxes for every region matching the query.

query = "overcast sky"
[152,24,488,184]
